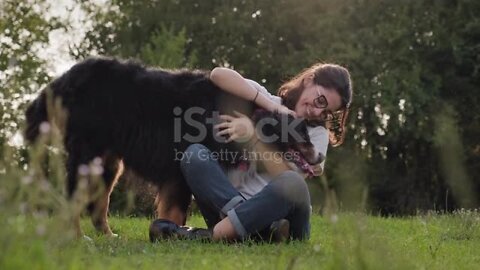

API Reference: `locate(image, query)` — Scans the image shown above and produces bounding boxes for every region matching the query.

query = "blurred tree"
[74,0,324,87]
[0,0,62,161]
[317,0,480,213]
[73,0,480,214]
[139,25,198,68]
[73,1,198,68]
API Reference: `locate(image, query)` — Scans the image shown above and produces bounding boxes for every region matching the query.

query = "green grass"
[1,212,479,270]
[1,136,479,269]
[1,94,478,270]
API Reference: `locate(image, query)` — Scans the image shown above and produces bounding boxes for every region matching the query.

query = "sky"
[39,0,107,76]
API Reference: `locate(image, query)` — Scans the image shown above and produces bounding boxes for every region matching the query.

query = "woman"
[151,63,352,242]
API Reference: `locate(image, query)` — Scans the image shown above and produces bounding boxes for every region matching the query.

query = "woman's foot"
[149,219,212,242]
[268,219,290,243]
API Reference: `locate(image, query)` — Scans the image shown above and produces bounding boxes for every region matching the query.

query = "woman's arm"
[210,67,294,115]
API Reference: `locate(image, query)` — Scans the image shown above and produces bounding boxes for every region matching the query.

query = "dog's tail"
[24,86,49,143]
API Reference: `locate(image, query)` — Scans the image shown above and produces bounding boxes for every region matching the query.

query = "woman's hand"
[268,102,297,117]
[215,111,255,143]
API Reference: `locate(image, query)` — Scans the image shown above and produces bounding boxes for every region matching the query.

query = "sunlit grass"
[1,212,479,269]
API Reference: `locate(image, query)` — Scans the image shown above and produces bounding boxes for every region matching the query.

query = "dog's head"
[252,110,324,165]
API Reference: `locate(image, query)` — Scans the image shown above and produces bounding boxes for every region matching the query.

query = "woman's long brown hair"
[278,63,352,147]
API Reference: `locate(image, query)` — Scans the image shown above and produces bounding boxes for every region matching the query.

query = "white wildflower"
[39,122,51,134]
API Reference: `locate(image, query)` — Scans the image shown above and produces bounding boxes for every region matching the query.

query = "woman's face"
[294,77,342,121]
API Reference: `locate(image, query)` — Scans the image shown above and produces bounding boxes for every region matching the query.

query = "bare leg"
[212,217,238,241]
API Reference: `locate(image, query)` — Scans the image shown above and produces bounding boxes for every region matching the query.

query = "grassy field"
[0,139,478,269]
[1,212,479,270]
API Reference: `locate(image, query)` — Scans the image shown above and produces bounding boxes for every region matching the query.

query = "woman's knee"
[271,170,310,205]
[180,144,211,171]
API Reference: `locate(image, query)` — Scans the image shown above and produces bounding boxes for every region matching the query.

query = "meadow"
[1,211,479,270]
[0,120,479,270]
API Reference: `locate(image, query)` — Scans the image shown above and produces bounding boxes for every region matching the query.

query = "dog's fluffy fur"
[25,57,316,236]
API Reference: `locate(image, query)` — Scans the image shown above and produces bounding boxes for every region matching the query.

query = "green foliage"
[74,0,480,213]
[73,1,197,68]
[319,0,480,213]
[86,0,480,213]
[139,25,197,68]
[1,0,479,214]
[0,0,62,150]
[0,116,79,258]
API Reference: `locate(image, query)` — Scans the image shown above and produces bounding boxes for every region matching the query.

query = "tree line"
[1,0,479,214]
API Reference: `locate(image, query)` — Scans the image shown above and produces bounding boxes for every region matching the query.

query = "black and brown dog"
[25,57,322,237]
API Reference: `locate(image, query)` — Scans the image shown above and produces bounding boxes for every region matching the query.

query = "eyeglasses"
[319,110,334,121]
[313,90,334,121]
[313,94,328,109]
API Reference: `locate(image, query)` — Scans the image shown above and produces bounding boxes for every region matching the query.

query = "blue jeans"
[179,144,311,240]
